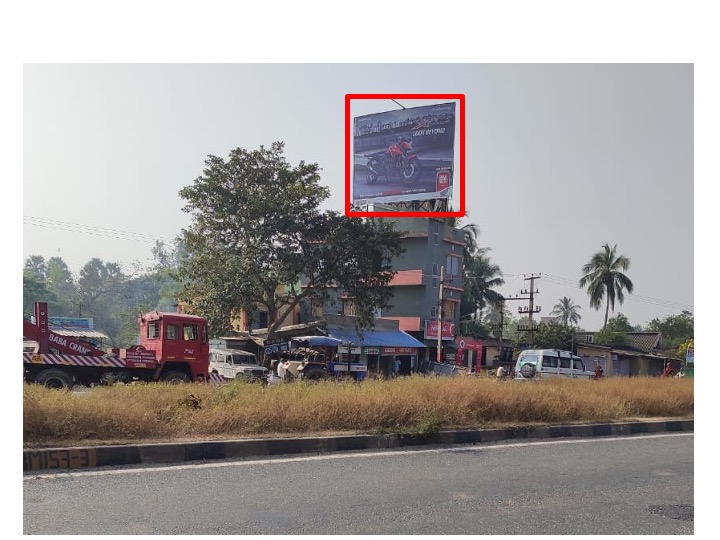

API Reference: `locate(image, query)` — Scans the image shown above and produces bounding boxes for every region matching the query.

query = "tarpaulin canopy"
[290,336,343,348]
[326,327,426,348]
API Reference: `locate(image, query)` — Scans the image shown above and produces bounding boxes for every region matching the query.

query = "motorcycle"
[365,137,422,185]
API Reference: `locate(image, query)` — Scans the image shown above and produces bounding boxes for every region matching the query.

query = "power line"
[23,215,173,244]
[539,272,693,311]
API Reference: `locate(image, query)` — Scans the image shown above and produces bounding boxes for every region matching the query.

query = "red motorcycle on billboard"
[365,137,422,185]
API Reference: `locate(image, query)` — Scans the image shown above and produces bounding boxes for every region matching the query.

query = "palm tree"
[443,211,480,262]
[462,251,505,318]
[550,296,582,327]
[579,243,634,329]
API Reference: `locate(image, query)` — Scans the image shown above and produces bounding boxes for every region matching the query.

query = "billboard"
[346,95,464,217]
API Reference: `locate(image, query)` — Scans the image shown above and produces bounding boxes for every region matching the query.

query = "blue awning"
[327,327,426,348]
[290,336,343,348]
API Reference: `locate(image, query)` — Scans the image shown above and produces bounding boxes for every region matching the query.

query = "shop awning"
[327,327,426,348]
[291,336,343,348]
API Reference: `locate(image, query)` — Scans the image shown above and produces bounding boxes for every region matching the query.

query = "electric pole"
[518,274,541,347]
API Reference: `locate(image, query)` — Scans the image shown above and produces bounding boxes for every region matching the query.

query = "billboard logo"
[436,170,451,191]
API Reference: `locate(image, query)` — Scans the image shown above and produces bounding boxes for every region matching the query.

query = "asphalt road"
[23,432,693,535]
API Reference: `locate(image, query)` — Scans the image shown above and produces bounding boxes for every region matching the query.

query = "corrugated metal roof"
[52,329,109,339]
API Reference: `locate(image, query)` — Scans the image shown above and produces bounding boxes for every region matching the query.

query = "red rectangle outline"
[345,94,465,218]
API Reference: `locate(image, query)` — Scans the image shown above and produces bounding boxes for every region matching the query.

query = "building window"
[432,277,438,288]
[430,306,437,318]
[446,256,460,276]
[586,335,594,343]
[432,263,438,275]
[434,234,439,246]
[343,300,357,317]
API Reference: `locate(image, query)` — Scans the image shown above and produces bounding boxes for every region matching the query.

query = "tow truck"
[23,302,222,389]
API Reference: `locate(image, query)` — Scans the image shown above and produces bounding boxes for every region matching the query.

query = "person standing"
[277,358,288,381]
[594,364,604,380]
[661,362,675,378]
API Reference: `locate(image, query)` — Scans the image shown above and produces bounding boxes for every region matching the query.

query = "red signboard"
[436,170,451,191]
[424,321,455,340]
[456,336,483,369]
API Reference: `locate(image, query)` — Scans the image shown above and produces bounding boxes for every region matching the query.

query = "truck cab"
[138,311,210,381]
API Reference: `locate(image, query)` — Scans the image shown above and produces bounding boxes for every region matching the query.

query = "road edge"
[23,418,693,472]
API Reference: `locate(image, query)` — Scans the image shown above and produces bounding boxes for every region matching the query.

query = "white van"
[514,349,594,380]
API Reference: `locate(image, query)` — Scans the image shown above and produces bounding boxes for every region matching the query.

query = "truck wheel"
[35,369,74,390]
[162,370,190,384]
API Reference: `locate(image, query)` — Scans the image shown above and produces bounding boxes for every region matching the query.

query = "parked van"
[514,349,594,380]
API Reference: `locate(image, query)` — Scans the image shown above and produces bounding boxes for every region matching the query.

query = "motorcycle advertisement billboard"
[350,101,458,209]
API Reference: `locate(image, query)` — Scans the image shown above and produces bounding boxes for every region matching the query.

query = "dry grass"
[23,376,694,448]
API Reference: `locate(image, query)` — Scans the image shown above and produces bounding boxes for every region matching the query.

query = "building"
[376,217,465,369]
[297,216,466,372]
[574,331,675,376]
[324,314,426,376]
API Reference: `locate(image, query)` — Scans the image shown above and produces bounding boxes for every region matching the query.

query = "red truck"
[23,302,221,389]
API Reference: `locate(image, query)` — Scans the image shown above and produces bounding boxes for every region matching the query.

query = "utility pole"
[518,274,542,347]
[437,265,444,364]
[497,300,504,362]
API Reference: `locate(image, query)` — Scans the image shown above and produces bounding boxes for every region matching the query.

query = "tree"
[23,270,56,317]
[45,257,79,316]
[461,250,505,322]
[604,313,634,333]
[76,258,127,345]
[549,296,582,327]
[177,142,403,337]
[593,328,628,347]
[579,243,634,329]
[646,311,694,350]
[534,321,574,350]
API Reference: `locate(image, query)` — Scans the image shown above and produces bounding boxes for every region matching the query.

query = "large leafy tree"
[177,142,403,337]
[23,255,77,316]
[534,321,574,350]
[646,311,694,350]
[579,243,634,329]
[550,296,582,327]
[605,313,634,333]
[23,270,56,318]
[76,258,127,345]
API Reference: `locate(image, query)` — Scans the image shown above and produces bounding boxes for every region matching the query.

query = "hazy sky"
[22,63,693,331]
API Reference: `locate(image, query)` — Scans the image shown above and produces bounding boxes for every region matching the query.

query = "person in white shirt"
[277,359,287,380]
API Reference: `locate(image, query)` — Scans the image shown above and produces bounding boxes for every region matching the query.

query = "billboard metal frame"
[345,93,465,218]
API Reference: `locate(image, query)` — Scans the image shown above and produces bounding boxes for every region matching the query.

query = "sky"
[6,1,717,536]
[22,63,693,332]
